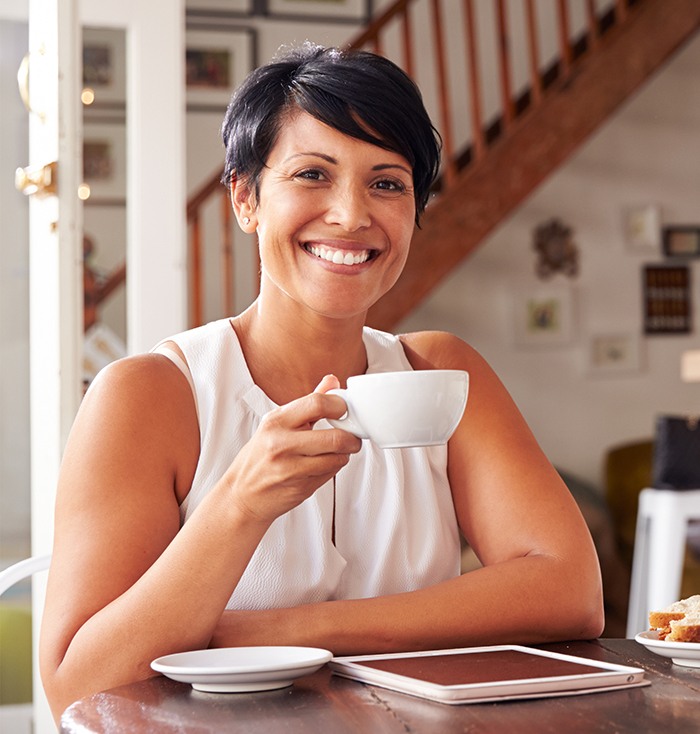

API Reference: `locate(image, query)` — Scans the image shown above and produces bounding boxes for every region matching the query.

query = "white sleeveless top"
[154,319,460,610]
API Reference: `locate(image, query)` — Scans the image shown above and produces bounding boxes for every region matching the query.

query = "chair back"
[0,555,52,733]
[0,555,51,597]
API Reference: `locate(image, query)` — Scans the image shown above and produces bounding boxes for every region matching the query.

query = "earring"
[243,217,250,226]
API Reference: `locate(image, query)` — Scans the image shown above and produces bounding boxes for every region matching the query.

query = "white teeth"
[306,244,371,266]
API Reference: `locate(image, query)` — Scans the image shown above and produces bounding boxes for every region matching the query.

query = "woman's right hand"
[219,375,362,524]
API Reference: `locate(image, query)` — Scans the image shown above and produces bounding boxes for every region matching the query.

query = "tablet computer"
[329,645,649,704]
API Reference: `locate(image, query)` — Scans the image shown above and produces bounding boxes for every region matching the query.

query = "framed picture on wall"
[588,334,642,376]
[662,226,700,258]
[622,204,660,253]
[512,286,575,348]
[186,28,256,110]
[642,265,691,334]
[186,0,253,14]
[83,122,126,203]
[82,28,126,107]
[265,0,370,22]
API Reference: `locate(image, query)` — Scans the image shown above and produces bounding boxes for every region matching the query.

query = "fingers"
[261,406,361,457]
[314,374,340,393]
[225,379,361,524]
[272,388,348,429]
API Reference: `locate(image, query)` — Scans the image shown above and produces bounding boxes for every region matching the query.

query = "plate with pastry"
[635,631,700,668]
[636,594,700,667]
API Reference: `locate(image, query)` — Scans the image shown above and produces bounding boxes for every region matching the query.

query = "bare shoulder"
[83,350,194,427]
[86,350,186,403]
[399,329,529,446]
[399,330,488,373]
[67,351,199,502]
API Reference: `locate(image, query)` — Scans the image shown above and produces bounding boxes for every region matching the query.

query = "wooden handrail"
[83,233,126,333]
[349,0,411,50]
[185,0,649,328]
[83,261,127,332]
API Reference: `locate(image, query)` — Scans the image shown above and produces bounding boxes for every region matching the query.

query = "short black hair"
[221,42,441,224]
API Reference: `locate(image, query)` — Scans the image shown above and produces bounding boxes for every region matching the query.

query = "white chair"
[626,488,700,637]
[0,555,52,734]
[0,555,51,597]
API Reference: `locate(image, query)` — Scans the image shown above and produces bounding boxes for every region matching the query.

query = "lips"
[304,243,374,266]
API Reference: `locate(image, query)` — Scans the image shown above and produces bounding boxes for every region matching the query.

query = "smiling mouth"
[304,243,374,266]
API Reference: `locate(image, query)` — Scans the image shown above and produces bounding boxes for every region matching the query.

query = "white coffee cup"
[327,370,469,449]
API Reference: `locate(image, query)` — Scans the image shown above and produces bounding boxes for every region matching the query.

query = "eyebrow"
[284,152,412,177]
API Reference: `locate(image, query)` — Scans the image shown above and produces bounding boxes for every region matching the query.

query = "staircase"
[186,0,700,331]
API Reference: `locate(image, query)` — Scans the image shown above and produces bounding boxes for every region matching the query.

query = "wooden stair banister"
[184,0,700,331]
[185,170,257,328]
[365,0,700,330]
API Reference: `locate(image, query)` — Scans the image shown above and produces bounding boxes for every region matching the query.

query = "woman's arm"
[40,358,359,721]
[210,331,604,653]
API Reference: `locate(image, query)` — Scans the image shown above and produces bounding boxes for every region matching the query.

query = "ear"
[229,175,257,233]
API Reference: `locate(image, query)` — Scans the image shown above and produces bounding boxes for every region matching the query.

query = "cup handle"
[326,388,368,439]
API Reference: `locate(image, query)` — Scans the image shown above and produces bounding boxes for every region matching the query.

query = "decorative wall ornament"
[532,217,579,279]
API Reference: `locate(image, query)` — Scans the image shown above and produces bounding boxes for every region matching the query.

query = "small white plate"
[151,646,333,692]
[635,630,700,668]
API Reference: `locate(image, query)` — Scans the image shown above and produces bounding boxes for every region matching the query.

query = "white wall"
[400,33,700,489]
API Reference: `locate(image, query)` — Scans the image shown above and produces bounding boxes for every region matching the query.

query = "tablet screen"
[355,649,606,686]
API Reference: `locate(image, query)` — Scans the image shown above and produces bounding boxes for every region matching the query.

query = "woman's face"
[236,111,417,320]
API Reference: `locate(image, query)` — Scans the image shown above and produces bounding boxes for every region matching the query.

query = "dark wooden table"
[60,640,700,733]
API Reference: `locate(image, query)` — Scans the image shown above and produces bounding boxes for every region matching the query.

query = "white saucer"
[151,646,333,692]
[635,630,700,668]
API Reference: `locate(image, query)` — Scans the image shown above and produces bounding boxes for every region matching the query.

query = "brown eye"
[374,178,407,193]
[295,169,324,181]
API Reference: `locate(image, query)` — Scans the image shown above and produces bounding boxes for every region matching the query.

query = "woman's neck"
[231,298,369,404]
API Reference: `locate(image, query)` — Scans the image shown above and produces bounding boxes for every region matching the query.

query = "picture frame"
[265,0,370,22]
[622,204,660,253]
[186,28,256,111]
[82,27,126,107]
[588,334,642,376]
[186,0,253,14]
[662,226,700,258]
[642,264,691,335]
[512,286,574,348]
[83,122,127,203]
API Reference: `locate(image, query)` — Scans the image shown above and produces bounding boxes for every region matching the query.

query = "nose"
[324,185,371,232]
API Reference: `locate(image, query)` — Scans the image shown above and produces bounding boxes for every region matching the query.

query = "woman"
[40,44,603,720]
